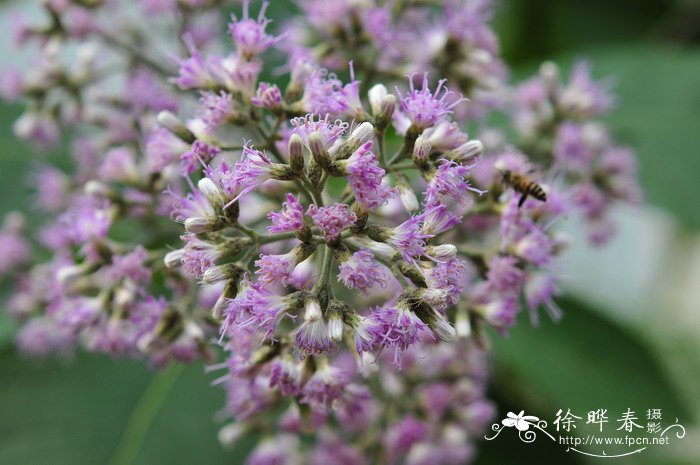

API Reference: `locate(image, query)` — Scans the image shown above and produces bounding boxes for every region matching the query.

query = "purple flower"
[181,140,221,175]
[255,250,299,285]
[171,33,218,90]
[269,358,302,396]
[247,293,294,342]
[384,416,429,461]
[553,122,594,170]
[339,141,397,212]
[145,127,188,172]
[386,215,433,264]
[338,249,389,296]
[98,147,139,182]
[524,272,563,324]
[425,159,484,210]
[197,91,235,132]
[481,297,519,331]
[180,234,225,278]
[363,304,432,365]
[247,436,299,465]
[396,73,465,129]
[228,0,282,59]
[226,145,277,203]
[300,67,348,116]
[251,82,282,110]
[105,246,152,284]
[268,194,305,233]
[485,256,525,296]
[425,259,469,310]
[307,203,357,240]
[291,114,348,154]
[301,364,348,409]
[295,299,336,356]
[16,318,76,359]
[559,61,614,117]
[0,214,30,276]
[421,204,462,236]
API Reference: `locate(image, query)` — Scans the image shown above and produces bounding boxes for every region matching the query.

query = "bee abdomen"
[528,183,547,201]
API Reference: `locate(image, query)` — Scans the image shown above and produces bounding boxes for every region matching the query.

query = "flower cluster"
[0,1,642,463]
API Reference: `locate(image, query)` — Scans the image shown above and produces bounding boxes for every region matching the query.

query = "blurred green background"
[1,0,700,464]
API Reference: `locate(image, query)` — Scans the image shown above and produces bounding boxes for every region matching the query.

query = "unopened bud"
[304,298,322,321]
[184,217,212,234]
[450,140,483,161]
[326,302,345,341]
[288,133,304,174]
[426,244,457,260]
[308,131,331,170]
[539,61,560,93]
[413,136,432,161]
[157,111,195,143]
[429,312,456,342]
[197,177,225,207]
[164,249,184,268]
[368,84,388,115]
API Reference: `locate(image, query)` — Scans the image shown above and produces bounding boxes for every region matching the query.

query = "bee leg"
[518,192,529,208]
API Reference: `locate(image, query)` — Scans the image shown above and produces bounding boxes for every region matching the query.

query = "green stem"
[313,245,333,295]
[376,130,387,169]
[108,364,185,465]
[259,231,297,244]
[235,223,260,240]
[94,30,171,77]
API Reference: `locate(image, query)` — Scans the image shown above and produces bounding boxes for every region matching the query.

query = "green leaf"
[0,353,242,465]
[476,297,690,462]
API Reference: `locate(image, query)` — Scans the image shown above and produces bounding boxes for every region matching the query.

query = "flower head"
[396,73,465,129]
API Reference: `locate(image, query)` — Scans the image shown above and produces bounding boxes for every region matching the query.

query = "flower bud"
[202,263,245,285]
[326,301,345,342]
[288,133,304,174]
[164,249,184,268]
[308,131,331,170]
[157,110,195,143]
[539,61,560,93]
[333,122,375,160]
[198,177,225,208]
[427,311,455,342]
[425,244,457,260]
[368,84,388,115]
[413,135,431,163]
[184,217,212,234]
[449,140,483,161]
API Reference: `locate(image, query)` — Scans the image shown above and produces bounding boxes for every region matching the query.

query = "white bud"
[454,140,483,160]
[184,217,211,234]
[399,186,419,212]
[539,61,560,92]
[431,316,456,342]
[413,136,432,160]
[427,244,457,260]
[368,84,388,115]
[348,122,375,147]
[164,249,184,268]
[197,178,222,203]
[202,265,228,285]
[327,316,344,341]
[455,308,472,338]
[57,264,86,285]
[157,110,181,130]
[84,180,110,198]
[218,423,245,447]
[304,299,322,321]
[183,320,204,340]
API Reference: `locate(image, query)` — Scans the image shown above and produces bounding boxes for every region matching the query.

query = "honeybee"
[498,168,547,208]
